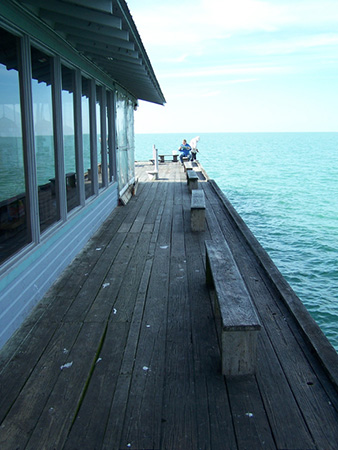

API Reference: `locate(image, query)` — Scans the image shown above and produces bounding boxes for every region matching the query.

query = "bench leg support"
[188,179,199,192]
[191,208,205,231]
[221,330,258,376]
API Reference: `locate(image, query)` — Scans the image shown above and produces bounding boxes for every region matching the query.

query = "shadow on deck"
[0,161,337,450]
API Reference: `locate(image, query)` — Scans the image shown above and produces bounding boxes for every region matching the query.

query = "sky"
[127,0,338,134]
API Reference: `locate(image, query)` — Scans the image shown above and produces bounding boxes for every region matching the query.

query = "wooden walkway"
[0,161,337,450]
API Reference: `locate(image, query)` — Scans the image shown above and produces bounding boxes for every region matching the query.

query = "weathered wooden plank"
[70,256,156,449]
[130,180,159,233]
[205,239,261,376]
[183,161,193,172]
[187,169,199,192]
[191,190,206,232]
[24,321,106,449]
[43,210,130,314]
[116,306,166,449]
[63,321,129,449]
[191,189,205,209]
[184,219,237,449]
[99,250,160,448]
[259,310,338,449]
[256,330,317,449]
[205,240,261,331]
[226,375,277,450]
[113,241,153,321]
[143,182,165,223]
[0,320,58,424]
[117,180,154,233]
[58,210,126,299]
[99,182,171,449]
[67,210,158,448]
[63,231,128,322]
[84,232,140,322]
[0,290,55,374]
[160,204,198,449]
[111,183,175,450]
[0,321,83,449]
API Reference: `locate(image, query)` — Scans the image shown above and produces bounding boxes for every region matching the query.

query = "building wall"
[0,183,118,348]
[0,3,135,348]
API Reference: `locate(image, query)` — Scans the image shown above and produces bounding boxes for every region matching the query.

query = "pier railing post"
[153,145,159,180]
[153,145,159,174]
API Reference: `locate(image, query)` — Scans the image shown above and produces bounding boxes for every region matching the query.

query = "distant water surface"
[135,132,338,352]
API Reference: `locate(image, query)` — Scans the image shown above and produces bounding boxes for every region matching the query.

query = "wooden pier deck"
[0,161,337,450]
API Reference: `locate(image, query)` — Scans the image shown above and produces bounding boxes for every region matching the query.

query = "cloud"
[130,0,338,46]
[252,33,338,56]
[132,1,281,47]
[129,0,338,133]
[160,54,190,64]
[168,78,259,99]
[199,0,284,32]
[159,63,290,79]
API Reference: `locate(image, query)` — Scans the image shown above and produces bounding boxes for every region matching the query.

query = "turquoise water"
[135,132,338,352]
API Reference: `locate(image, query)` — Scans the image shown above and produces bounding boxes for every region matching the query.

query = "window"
[31,46,58,232]
[116,92,134,188]
[107,90,115,183]
[82,77,92,199]
[96,86,103,189]
[61,65,79,212]
[0,27,122,266]
[0,28,30,264]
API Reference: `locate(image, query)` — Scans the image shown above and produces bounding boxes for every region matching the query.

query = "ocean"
[135,132,338,352]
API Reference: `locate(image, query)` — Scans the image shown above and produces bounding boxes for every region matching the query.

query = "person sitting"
[178,139,192,164]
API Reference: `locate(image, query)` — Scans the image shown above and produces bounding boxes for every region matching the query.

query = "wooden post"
[153,145,158,173]
[148,145,159,180]
[153,145,159,180]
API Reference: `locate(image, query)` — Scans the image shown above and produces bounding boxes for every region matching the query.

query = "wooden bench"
[66,172,76,188]
[186,170,199,192]
[205,240,261,376]
[49,172,76,195]
[183,161,193,172]
[150,155,178,164]
[191,190,205,231]
[159,154,178,163]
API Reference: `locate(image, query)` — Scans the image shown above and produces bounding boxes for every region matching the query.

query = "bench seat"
[183,161,193,172]
[159,154,178,163]
[205,240,261,376]
[186,170,199,191]
[191,190,205,231]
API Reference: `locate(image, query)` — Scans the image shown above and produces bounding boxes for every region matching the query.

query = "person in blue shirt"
[178,139,192,164]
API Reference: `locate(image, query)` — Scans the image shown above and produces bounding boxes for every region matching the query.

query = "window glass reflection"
[62,65,79,212]
[96,87,102,189]
[106,98,111,182]
[82,78,92,199]
[116,92,129,188]
[0,28,30,264]
[116,93,134,189]
[31,47,58,232]
[96,86,109,189]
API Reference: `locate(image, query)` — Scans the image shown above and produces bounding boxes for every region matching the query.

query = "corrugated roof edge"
[115,0,166,105]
